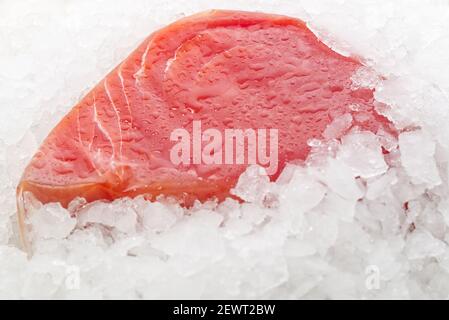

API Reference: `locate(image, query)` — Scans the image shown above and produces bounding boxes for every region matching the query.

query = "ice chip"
[279,166,326,214]
[304,210,339,254]
[320,158,364,200]
[337,131,388,178]
[398,130,441,187]
[28,203,76,240]
[140,201,180,233]
[365,169,397,200]
[77,199,137,234]
[406,230,446,260]
[321,192,356,222]
[350,66,381,90]
[323,113,353,140]
[231,165,271,204]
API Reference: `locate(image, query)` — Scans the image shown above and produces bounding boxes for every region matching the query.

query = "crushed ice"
[1,0,449,299]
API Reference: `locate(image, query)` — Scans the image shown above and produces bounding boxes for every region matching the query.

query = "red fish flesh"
[17,10,393,238]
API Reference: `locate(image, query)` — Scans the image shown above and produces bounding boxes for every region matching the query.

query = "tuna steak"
[17,10,393,233]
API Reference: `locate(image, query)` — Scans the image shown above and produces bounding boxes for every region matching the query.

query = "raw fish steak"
[17,10,393,230]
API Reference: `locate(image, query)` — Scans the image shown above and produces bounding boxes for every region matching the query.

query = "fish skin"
[18,10,394,211]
